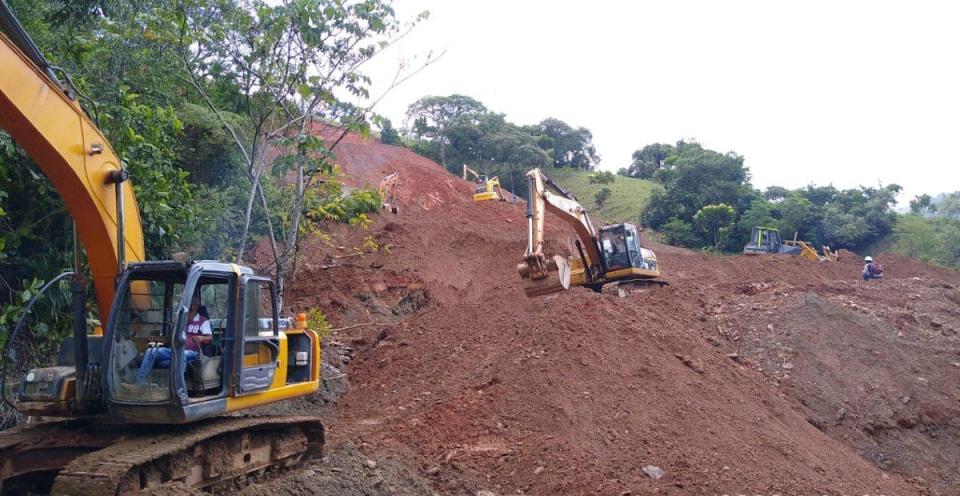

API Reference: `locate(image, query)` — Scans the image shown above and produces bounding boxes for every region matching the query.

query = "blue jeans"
[136,347,199,385]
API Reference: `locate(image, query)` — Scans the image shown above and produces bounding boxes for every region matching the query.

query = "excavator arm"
[0,4,145,319]
[462,164,479,181]
[379,172,399,213]
[518,168,602,296]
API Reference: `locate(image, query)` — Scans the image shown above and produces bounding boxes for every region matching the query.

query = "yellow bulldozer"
[743,226,839,262]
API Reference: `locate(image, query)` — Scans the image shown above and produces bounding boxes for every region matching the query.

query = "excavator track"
[0,416,323,495]
[600,278,670,297]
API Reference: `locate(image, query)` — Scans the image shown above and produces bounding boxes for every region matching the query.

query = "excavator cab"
[743,227,801,256]
[100,260,314,424]
[598,224,659,273]
[744,226,784,254]
[16,260,319,425]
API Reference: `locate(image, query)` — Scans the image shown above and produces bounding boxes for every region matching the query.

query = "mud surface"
[246,134,958,495]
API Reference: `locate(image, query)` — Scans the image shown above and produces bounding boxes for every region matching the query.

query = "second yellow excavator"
[517,168,667,297]
[462,164,506,202]
[379,171,400,214]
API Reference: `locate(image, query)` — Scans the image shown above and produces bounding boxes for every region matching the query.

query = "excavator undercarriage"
[0,416,324,495]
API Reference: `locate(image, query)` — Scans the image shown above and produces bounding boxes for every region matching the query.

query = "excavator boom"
[0,13,144,318]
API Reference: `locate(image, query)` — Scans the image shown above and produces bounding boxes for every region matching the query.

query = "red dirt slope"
[265,137,959,495]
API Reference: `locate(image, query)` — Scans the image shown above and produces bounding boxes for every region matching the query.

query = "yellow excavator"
[517,168,667,297]
[0,3,324,493]
[462,164,506,202]
[379,171,400,214]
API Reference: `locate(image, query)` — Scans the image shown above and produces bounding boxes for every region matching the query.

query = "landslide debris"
[253,134,956,495]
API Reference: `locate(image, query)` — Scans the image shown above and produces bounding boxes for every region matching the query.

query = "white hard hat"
[864,256,873,262]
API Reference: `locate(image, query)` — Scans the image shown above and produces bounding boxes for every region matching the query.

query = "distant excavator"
[379,172,399,214]
[517,168,667,297]
[462,164,506,202]
[743,226,839,262]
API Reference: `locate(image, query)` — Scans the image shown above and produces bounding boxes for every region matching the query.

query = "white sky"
[364,0,960,204]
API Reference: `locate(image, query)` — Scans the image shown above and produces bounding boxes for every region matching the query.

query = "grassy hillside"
[545,168,662,224]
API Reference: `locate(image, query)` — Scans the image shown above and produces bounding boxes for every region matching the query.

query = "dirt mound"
[698,277,960,493]
[334,289,916,495]
[258,134,960,495]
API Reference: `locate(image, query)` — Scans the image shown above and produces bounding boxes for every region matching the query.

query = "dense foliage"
[890,193,960,268]
[0,0,411,365]
[401,94,597,195]
[626,140,903,253]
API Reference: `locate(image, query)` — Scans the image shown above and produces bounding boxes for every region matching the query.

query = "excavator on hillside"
[0,3,324,493]
[379,172,400,214]
[462,164,506,202]
[517,168,667,297]
[743,226,839,262]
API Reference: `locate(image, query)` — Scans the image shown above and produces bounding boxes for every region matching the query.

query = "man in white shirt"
[136,298,212,385]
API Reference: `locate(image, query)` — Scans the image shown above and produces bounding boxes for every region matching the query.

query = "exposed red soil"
[259,136,959,495]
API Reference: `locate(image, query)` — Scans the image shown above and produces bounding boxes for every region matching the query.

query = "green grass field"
[544,168,662,225]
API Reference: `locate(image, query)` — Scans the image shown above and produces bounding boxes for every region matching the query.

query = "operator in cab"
[136,293,212,384]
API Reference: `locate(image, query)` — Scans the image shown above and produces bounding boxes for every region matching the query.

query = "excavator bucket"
[518,255,571,297]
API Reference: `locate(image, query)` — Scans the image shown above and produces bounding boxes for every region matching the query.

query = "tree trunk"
[237,165,263,264]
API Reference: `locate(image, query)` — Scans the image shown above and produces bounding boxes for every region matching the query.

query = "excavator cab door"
[235,276,280,395]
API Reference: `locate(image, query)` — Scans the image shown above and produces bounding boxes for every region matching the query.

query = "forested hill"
[392,94,960,268]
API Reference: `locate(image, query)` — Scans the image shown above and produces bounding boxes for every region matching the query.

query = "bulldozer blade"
[521,255,571,297]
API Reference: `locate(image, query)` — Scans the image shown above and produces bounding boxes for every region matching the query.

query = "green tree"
[642,141,750,234]
[589,171,615,185]
[536,118,599,169]
[735,199,777,245]
[694,203,736,249]
[379,119,401,146]
[660,218,697,247]
[778,194,818,242]
[763,185,790,201]
[909,194,934,215]
[892,215,952,266]
[407,94,486,167]
[594,187,612,208]
[627,143,675,179]
[155,0,429,308]
[938,193,960,220]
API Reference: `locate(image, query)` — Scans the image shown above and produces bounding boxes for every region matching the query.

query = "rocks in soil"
[642,465,664,480]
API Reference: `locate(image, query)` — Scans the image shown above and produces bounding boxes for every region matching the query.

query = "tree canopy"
[633,140,902,252]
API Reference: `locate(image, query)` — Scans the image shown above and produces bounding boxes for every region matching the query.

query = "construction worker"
[862,256,884,281]
[136,294,211,384]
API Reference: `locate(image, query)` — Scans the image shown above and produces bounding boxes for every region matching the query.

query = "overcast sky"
[363,0,959,203]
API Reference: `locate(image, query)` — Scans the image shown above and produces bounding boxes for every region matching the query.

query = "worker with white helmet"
[862,256,884,281]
